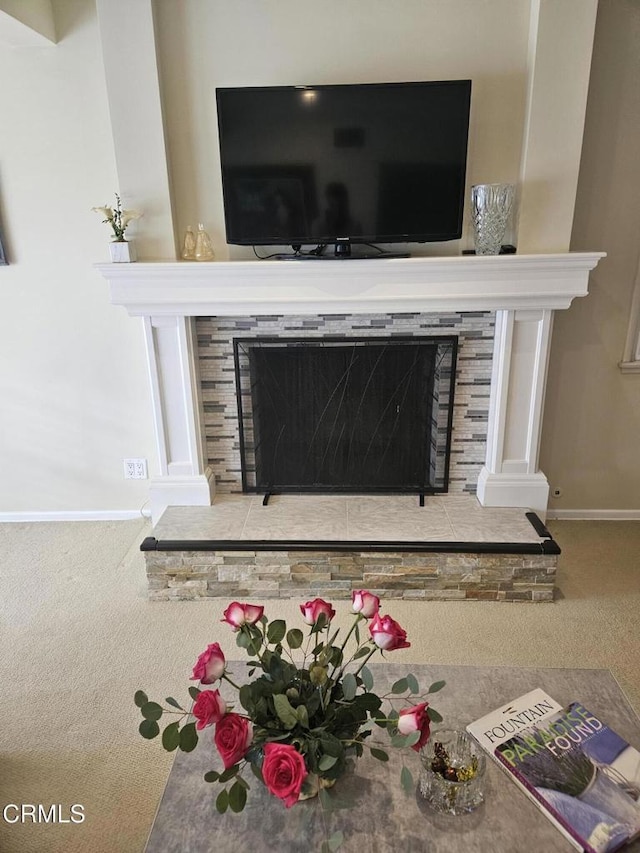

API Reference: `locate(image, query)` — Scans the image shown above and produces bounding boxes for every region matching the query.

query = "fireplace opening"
[233,336,457,495]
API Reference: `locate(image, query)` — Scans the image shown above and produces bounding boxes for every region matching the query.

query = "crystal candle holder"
[419,730,486,815]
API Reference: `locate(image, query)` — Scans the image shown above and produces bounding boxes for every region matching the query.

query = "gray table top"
[145,664,640,853]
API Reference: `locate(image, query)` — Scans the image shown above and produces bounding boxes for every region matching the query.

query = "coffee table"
[145,664,640,852]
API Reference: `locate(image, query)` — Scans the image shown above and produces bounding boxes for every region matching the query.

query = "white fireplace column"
[142,314,215,522]
[477,308,554,514]
[96,253,604,524]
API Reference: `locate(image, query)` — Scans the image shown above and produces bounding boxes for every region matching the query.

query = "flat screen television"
[215,80,472,259]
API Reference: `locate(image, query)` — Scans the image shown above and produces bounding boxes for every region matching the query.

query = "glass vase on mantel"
[109,240,137,263]
[470,183,515,255]
[194,223,215,261]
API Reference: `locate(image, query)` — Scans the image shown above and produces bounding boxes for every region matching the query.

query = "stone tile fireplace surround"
[97,253,603,601]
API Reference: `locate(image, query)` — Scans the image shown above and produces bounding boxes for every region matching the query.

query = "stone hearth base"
[143,547,557,602]
[141,496,559,602]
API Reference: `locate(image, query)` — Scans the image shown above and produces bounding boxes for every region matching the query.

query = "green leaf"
[219,765,239,783]
[178,722,198,752]
[427,707,443,723]
[204,771,220,783]
[188,686,201,701]
[273,693,298,729]
[319,787,333,811]
[391,677,408,694]
[134,690,148,708]
[404,730,421,748]
[392,730,421,749]
[286,628,304,649]
[401,766,414,794]
[328,831,344,851]
[215,789,228,814]
[342,673,357,701]
[267,619,286,644]
[139,719,160,739]
[354,692,381,713]
[228,780,247,813]
[141,701,163,722]
[352,646,372,660]
[319,734,344,757]
[370,747,389,762]
[161,721,180,751]
[235,775,250,790]
[311,612,328,633]
[165,697,184,711]
[318,754,338,771]
[250,762,263,782]
[428,680,446,694]
[239,684,253,712]
[329,646,343,668]
[296,704,309,729]
[360,665,374,692]
[355,622,360,645]
[236,631,251,649]
[406,674,419,695]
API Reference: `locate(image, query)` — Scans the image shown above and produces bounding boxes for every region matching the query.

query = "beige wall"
[154,0,531,260]
[3,0,631,516]
[0,0,156,515]
[541,0,640,512]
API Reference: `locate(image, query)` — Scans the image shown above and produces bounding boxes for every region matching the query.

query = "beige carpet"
[0,518,638,853]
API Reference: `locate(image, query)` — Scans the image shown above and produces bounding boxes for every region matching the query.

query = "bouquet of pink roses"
[135,591,444,821]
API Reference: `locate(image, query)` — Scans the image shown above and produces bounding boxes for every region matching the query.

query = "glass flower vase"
[470,183,515,255]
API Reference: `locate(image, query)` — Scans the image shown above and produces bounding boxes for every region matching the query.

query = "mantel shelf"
[95,252,605,317]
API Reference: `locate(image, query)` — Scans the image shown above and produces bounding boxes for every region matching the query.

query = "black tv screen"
[216,80,472,254]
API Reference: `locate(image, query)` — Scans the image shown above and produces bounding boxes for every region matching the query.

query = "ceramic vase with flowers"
[92,193,142,262]
[135,592,445,849]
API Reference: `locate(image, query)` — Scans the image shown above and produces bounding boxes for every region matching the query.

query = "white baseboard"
[0,510,146,523]
[547,509,640,521]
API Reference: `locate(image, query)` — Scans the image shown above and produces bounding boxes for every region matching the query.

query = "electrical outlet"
[552,487,563,498]
[123,458,148,480]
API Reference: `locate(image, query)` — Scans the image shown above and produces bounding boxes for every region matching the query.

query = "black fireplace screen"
[233,336,457,494]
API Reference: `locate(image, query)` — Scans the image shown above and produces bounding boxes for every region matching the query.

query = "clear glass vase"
[419,730,486,815]
[470,183,515,255]
[194,223,215,261]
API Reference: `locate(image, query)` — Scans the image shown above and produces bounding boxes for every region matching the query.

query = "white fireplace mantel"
[96,252,604,523]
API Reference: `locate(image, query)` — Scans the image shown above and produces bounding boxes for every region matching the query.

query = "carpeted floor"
[0,519,638,853]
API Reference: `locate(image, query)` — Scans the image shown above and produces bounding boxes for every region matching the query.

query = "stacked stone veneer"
[146,549,557,602]
[196,312,495,494]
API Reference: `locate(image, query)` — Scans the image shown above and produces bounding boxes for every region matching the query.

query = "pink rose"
[398,701,431,751]
[221,602,265,631]
[351,590,380,619]
[261,742,308,808]
[190,642,226,684]
[192,689,227,730]
[299,597,335,626]
[214,713,253,769]
[369,613,411,651]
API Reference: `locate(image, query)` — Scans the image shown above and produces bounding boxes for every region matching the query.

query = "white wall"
[541,0,640,513]
[0,0,156,517]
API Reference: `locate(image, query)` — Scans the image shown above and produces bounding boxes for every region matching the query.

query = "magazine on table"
[467,688,640,853]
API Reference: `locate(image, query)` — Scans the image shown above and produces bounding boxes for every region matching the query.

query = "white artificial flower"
[121,210,142,228]
[92,205,114,220]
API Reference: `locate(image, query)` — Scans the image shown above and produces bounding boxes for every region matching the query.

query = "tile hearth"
[142,495,559,603]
